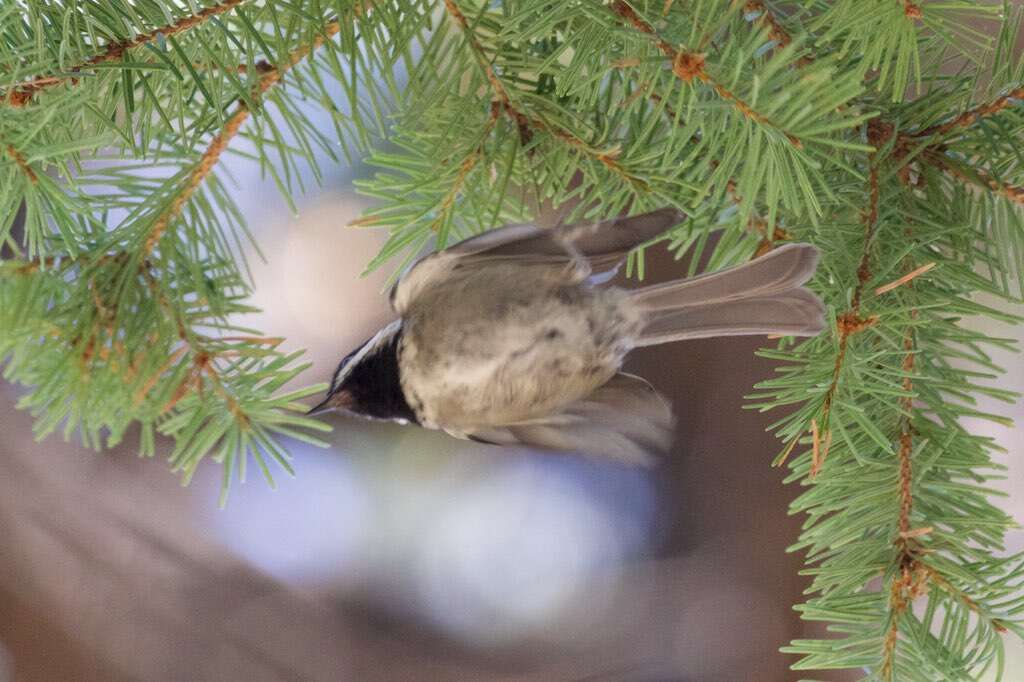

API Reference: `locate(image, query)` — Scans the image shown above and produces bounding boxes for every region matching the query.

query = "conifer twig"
[119,19,347,416]
[874,262,935,296]
[926,152,1024,206]
[142,21,343,254]
[881,560,929,680]
[137,268,246,420]
[745,1,794,49]
[927,568,1010,634]
[744,0,815,68]
[910,86,1024,139]
[896,325,916,540]
[1,0,250,107]
[443,0,646,188]
[611,0,802,148]
[429,101,502,233]
[4,144,38,183]
[880,244,921,678]
[812,120,890,476]
[903,1,924,20]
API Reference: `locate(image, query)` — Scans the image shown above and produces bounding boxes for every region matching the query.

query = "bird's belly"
[399,285,642,429]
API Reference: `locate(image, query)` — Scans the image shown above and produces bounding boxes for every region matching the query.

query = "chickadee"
[308,208,825,463]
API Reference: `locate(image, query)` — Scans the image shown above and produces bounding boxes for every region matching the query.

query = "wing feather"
[389,208,684,313]
[461,373,675,465]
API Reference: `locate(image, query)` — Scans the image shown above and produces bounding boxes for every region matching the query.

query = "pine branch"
[12,17,349,261]
[610,0,802,148]
[743,0,817,69]
[443,0,647,189]
[427,101,503,233]
[903,1,924,21]
[927,567,1011,635]
[873,261,935,296]
[880,257,921,679]
[807,119,892,475]
[1,2,1022,673]
[0,0,250,107]
[896,322,915,542]
[745,1,795,50]
[910,85,1024,139]
[4,144,38,183]
[113,20,349,435]
[925,150,1024,207]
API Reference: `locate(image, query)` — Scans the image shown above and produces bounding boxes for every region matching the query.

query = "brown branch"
[745,1,793,48]
[878,205,938,678]
[442,0,514,105]
[880,560,929,680]
[611,0,802,148]
[5,144,39,183]
[142,21,343,254]
[135,17,354,409]
[897,326,916,537]
[810,418,832,475]
[9,259,51,275]
[442,0,534,150]
[620,69,699,143]
[142,105,250,254]
[748,214,793,257]
[880,615,900,680]
[137,269,245,419]
[911,86,1024,140]
[196,352,248,423]
[811,120,891,476]
[894,270,919,547]
[903,1,923,20]
[963,167,1024,206]
[2,0,249,107]
[748,1,815,67]
[6,252,134,276]
[429,102,502,233]
[880,236,925,677]
[927,568,1009,633]
[444,0,646,189]
[133,346,190,405]
[207,335,284,346]
[874,261,935,296]
[41,18,352,418]
[744,0,815,68]
[624,74,778,237]
[927,151,1024,206]
[9,13,339,262]
[130,18,353,416]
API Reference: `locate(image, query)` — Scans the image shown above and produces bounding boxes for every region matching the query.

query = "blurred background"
[2,66,1024,682]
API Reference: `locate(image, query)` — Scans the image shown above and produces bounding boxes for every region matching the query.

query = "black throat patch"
[344,328,419,424]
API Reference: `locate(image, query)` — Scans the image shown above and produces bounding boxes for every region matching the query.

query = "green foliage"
[2,0,1024,677]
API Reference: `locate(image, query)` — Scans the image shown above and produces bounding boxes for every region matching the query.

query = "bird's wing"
[389,208,684,314]
[461,373,675,465]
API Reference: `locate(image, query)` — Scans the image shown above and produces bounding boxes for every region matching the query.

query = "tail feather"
[632,244,826,345]
[631,243,819,310]
[635,289,826,346]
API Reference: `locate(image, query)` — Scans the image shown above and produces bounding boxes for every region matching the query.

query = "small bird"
[308,208,825,463]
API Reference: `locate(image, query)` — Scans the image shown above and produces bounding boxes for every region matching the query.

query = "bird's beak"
[305,397,335,417]
[306,389,352,416]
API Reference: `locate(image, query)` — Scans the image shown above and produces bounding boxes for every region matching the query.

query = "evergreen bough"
[1,1,1023,677]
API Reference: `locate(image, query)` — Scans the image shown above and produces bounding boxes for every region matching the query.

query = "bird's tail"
[630,243,826,347]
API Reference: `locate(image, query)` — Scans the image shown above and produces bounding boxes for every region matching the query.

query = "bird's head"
[306,320,414,423]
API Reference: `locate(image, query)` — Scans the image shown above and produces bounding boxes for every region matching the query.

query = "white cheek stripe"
[332,319,403,391]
